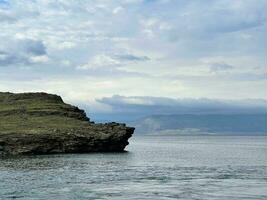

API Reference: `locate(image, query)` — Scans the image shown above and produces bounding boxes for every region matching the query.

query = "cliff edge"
[0,92,134,156]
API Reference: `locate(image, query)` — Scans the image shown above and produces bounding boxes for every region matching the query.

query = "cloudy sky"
[1,0,267,120]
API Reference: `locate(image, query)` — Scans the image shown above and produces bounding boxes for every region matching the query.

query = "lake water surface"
[0,136,267,199]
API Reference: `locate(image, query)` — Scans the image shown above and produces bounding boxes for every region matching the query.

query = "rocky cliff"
[0,92,134,156]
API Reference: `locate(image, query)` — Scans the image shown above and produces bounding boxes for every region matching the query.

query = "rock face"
[0,92,134,156]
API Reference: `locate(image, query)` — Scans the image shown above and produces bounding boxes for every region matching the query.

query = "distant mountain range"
[88,96,267,135]
[130,114,267,135]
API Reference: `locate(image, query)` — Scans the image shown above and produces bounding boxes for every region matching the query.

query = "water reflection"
[0,152,133,170]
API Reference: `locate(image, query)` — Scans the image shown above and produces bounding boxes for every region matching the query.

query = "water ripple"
[0,136,267,199]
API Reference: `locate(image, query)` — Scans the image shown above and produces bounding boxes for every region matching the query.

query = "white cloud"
[78,54,121,70]
[77,53,150,70]
[113,6,123,14]
[54,41,76,50]
[29,55,49,63]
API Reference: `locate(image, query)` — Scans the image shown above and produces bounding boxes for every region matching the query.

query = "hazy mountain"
[131,114,267,135]
[88,96,267,135]
[90,96,267,122]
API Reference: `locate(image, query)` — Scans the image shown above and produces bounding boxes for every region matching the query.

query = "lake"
[0,135,267,199]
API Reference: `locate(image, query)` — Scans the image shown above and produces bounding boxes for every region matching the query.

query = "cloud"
[0,38,48,67]
[167,1,266,38]
[0,50,23,66]
[115,54,150,62]
[29,55,49,63]
[0,9,16,22]
[78,53,150,70]
[20,39,47,56]
[94,95,267,121]
[0,0,267,106]
[210,62,234,72]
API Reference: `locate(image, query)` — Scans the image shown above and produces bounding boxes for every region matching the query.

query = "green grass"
[0,93,91,135]
[0,99,69,112]
[0,115,91,134]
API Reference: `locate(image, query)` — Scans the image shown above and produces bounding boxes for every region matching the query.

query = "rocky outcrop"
[0,92,134,156]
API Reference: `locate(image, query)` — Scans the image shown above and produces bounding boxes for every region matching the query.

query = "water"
[0,136,267,200]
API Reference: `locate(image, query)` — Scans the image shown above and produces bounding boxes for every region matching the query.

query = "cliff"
[0,92,134,156]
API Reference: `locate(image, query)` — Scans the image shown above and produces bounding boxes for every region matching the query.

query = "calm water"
[0,136,267,200]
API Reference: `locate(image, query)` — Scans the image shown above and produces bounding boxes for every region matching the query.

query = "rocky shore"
[0,92,134,156]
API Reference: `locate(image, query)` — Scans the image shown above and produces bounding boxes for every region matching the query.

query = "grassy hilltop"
[0,92,91,134]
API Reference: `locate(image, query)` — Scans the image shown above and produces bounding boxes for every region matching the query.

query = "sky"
[0,0,267,120]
